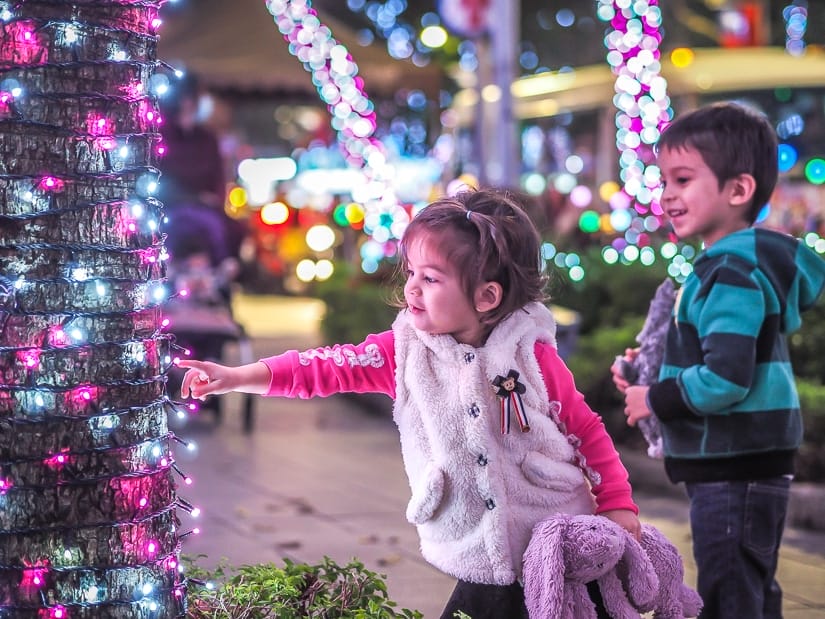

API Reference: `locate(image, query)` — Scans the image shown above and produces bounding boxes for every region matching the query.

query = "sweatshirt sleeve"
[534,342,638,515]
[649,261,764,419]
[259,331,397,399]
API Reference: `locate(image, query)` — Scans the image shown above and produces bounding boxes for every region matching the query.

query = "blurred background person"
[158,72,245,270]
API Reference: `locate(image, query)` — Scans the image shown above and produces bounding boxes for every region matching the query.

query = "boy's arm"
[649,264,763,420]
[260,331,397,399]
[535,343,638,516]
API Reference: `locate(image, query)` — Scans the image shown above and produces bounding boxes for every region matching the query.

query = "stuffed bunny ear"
[523,516,568,619]
[617,530,659,610]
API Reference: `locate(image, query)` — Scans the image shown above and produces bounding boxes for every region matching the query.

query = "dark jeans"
[686,477,791,619]
[439,579,609,619]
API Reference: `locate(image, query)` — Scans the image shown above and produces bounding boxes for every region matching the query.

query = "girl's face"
[403,236,485,347]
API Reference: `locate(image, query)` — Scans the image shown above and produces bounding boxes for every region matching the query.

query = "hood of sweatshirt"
[698,227,825,333]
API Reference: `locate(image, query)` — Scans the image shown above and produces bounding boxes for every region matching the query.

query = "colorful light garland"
[783,1,808,56]
[0,1,192,616]
[596,0,671,254]
[263,0,410,271]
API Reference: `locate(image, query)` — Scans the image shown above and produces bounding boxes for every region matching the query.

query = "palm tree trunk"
[0,1,184,616]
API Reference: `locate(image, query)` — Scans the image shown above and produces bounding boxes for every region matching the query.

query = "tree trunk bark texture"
[1,1,184,617]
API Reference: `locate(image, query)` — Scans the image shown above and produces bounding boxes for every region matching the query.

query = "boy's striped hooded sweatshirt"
[647,227,825,483]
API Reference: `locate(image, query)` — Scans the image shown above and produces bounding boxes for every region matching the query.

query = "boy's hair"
[656,101,778,223]
[398,188,548,329]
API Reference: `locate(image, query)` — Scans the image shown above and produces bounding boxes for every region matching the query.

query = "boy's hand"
[623,385,651,427]
[611,347,640,394]
[600,509,641,542]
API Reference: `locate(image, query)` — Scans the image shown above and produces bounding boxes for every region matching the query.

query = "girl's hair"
[655,101,778,223]
[397,188,547,330]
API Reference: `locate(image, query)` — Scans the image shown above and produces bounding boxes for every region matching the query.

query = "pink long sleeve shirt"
[260,331,636,516]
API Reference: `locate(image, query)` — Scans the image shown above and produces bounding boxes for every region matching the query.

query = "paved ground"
[171,294,825,618]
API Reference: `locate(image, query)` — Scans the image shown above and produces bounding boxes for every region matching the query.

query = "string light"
[597,0,671,252]
[783,1,808,56]
[0,1,191,616]
[264,0,410,270]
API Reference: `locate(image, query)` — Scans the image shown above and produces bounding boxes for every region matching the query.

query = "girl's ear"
[474,281,503,313]
[729,173,756,207]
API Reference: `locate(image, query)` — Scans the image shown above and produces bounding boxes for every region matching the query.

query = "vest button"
[464,352,475,363]
[477,454,488,466]
[485,498,496,510]
[468,403,480,418]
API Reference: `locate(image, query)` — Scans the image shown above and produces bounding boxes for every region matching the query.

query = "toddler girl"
[179,188,640,618]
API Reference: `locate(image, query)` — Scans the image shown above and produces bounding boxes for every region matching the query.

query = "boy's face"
[657,145,750,247]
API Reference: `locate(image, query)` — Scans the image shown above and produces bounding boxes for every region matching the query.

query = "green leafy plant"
[185,556,423,618]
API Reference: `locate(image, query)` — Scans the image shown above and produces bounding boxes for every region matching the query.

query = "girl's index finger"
[176,358,205,370]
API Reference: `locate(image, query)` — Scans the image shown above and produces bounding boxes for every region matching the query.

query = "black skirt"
[439,579,610,619]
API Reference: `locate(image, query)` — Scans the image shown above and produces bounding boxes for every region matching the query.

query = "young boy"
[616,102,825,618]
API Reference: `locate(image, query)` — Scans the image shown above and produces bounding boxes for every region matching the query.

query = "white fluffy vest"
[392,303,596,585]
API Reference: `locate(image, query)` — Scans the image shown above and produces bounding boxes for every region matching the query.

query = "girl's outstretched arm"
[178,359,272,400]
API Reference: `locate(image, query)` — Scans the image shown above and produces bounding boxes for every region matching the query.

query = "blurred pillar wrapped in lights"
[0,1,187,617]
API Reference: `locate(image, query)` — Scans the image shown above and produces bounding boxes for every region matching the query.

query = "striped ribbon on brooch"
[492,369,529,433]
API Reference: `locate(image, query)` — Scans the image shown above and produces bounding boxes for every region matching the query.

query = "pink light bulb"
[160,457,169,467]
[38,176,65,192]
[162,318,170,328]
[51,328,67,346]
[139,497,148,508]
[17,348,40,369]
[184,476,193,485]
[147,540,157,554]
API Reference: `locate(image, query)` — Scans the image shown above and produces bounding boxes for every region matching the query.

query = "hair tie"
[466,210,473,221]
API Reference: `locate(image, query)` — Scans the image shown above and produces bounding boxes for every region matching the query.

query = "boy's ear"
[474,281,503,313]
[729,173,757,207]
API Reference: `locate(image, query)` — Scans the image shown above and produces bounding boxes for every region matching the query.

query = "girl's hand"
[178,359,273,399]
[178,359,237,400]
[600,509,642,542]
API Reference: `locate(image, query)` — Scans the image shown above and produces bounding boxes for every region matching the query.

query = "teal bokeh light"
[778,143,798,173]
[805,158,825,185]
